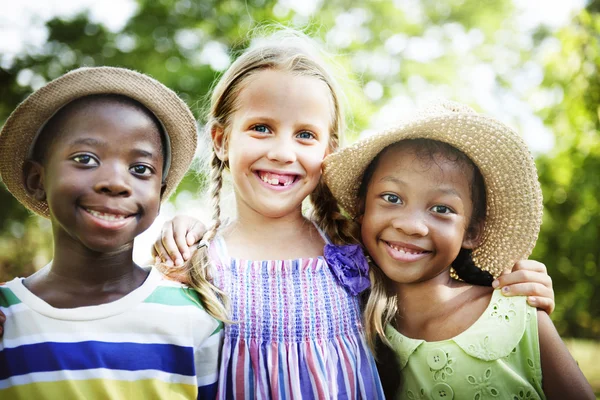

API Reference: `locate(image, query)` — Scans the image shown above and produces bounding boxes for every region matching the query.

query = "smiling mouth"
[386,242,428,255]
[84,208,133,221]
[256,171,298,187]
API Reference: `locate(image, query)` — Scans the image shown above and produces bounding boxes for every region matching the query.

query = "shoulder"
[453,289,530,360]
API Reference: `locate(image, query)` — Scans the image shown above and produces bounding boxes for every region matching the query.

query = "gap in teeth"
[259,172,293,186]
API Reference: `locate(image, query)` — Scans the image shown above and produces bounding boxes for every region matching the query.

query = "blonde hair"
[184,30,359,322]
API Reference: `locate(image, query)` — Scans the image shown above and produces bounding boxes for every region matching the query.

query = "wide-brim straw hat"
[323,100,543,278]
[0,66,198,218]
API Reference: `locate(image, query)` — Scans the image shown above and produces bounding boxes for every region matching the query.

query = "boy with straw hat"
[0,67,222,399]
[323,100,594,399]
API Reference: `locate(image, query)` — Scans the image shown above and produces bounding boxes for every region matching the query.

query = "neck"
[50,240,139,286]
[223,197,324,259]
[393,269,466,322]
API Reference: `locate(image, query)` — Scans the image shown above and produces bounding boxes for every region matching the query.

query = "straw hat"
[0,66,198,218]
[323,100,543,277]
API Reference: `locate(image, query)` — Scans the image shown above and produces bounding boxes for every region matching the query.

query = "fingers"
[493,269,552,292]
[184,219,208,247]
[526,296,555,315]
[493,281,555,315]
[511,259,548,274]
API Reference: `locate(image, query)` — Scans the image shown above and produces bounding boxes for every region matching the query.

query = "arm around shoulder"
[537,310,595,400]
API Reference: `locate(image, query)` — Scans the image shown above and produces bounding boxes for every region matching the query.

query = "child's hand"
[492,260,554,314]
[152,215,207,267]
[0,309,5,336]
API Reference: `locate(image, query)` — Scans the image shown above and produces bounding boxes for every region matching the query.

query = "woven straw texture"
[0,67,198,218]
[323,100,543,277]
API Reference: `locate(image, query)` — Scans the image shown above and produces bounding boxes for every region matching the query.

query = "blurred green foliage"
[0,0,597,339]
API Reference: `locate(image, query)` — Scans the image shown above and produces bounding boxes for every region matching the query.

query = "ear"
[356,213,364,225]
[156,182,167,214]
[462,219,484,249]
[23,160,47,201]
[211,124,228,161]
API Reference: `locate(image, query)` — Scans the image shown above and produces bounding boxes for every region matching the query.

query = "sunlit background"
[1,0,598,394]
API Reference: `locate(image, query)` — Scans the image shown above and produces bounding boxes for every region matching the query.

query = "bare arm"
[537,310,595,399]
[493,260,554,314]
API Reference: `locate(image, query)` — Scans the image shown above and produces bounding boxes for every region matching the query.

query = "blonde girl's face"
[214,69,333,220]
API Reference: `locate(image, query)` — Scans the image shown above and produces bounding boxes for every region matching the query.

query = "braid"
[309,180,359,246]
[451,248,494,286]
[184,151,231,322]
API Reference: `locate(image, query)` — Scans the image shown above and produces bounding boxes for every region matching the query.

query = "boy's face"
[360,145,477,287]
[32,98,164,253]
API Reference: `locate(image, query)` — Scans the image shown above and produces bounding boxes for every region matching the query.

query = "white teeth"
[87,209,127,221]
[389,244,423,254]
[259,173,293,186]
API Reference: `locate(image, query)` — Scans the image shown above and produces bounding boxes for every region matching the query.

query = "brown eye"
[431,205,453,214]
[382,194,401,204]
[72,154,98,166]
[130,165,153,176]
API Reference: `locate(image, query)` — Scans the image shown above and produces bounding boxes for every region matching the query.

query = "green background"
[1,0,598,393]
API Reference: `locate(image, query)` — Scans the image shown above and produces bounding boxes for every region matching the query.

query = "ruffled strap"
[453,290,528,361]
[207,235,229,270]
[385,324,424,370]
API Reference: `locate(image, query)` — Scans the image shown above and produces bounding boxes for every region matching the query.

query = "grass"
[565,338,600,399]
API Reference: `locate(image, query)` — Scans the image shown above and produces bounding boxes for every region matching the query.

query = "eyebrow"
[378,175,464,198]
[69,138,159,159]
[69,137,105,147]
[130,149,157,159]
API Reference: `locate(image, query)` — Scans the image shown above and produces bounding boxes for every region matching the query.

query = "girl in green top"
[322,100,594,399]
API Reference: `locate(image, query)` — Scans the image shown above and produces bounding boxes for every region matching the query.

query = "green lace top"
[386,289,545,400]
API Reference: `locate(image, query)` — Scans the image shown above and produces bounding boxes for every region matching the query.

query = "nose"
[93,164,132,197]
[267,135,296,164]
[391,210,428,237]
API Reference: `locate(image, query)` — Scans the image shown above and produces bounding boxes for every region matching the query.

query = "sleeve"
[194,318,223,399]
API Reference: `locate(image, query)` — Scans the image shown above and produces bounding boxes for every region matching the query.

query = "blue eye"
[382,194,402,204]
[251,124,271,134]
[72,154,98,166]
[130,165,153,176]
[297,131,315,140]
[431,205,453,214]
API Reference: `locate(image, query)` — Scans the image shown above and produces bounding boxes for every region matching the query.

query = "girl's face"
[360,145,479,287]
[215,69,333,220]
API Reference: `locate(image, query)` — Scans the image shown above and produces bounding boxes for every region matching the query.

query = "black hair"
[31,94,168,177]
[357,138,493,286]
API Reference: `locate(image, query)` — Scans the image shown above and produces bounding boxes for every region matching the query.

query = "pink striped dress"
[209,234,384,399]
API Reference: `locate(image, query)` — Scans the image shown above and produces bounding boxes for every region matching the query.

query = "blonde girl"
[154,34,557,398]
[168,33,385,398]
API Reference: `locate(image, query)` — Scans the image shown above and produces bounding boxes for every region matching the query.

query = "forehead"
[236,69,334,124]
[37,96,164,154]
[371,143,474,189]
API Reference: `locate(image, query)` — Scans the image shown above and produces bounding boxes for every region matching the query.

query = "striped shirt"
[0,267,223,399]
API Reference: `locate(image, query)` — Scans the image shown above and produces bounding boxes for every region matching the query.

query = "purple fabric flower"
[324,243,371,296]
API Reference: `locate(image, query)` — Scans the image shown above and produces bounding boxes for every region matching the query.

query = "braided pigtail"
[451,249,493,286]
[309,180,360,246]
[184,151,231,322]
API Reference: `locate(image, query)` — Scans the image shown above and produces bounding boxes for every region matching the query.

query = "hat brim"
[323,111,543,277]
[0,67,198,218]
